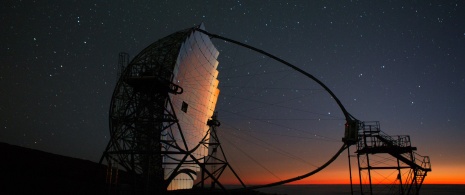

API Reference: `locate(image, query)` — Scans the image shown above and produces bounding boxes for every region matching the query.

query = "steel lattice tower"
[100,24,222,194]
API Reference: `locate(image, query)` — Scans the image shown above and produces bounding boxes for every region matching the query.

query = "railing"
[356,121,431,170]
[360,121,380,133]
[414,152,431,170]
[355,121,431,194]
[378,132,412,148]
[357,121,380,150]
[357,123,412,150]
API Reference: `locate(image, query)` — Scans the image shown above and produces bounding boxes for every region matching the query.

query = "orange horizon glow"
[421,165,465,185]
[220,175,465,185]
[218,164,465,185]
[220,178,465,186]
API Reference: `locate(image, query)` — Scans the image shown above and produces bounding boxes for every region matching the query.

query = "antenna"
[117,52,129,79]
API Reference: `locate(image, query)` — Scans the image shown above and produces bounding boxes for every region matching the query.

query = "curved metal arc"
[194,28,355,189]
[241,143,348,190]
[194,28,356,122]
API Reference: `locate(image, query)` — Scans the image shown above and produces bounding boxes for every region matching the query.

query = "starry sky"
[1,0,465,185]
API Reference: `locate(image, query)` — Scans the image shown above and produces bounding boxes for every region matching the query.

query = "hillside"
[0,142,107,194]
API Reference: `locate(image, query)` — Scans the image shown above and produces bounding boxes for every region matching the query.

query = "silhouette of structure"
[357,122,431,195]
[196,28,432,194]
[346,121,431,195]
[99,23,431,194]
[195,112,245,189]
[100,23,228,194]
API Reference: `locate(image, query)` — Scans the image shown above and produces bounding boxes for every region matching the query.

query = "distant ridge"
[0,143,276,195]
[0,142,107,194]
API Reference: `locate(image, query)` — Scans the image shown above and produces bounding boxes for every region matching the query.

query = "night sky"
[1,0,465,185]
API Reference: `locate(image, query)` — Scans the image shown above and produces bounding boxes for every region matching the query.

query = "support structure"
[100,24,432,195]
[351,121,431,195]
[100,24,223,194]
[195,112,245,190]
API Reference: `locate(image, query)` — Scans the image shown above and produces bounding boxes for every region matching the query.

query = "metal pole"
[366,153,373,195]
[357,152,363,194]
[397,159,404,195]
[348,146,354,195]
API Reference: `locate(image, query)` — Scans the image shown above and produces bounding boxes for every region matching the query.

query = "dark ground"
[0,142,276,195]
[0,142,107,194]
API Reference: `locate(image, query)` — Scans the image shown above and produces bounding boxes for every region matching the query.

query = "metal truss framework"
[195,113,245,190]
[98,24,433,195]
[100,27,197,194]
[349,121,431,195]
[99,25,239,194]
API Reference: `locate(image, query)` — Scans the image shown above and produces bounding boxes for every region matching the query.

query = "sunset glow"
[1,1,464,194]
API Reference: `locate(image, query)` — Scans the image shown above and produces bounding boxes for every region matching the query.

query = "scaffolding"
[353,121,431,195]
